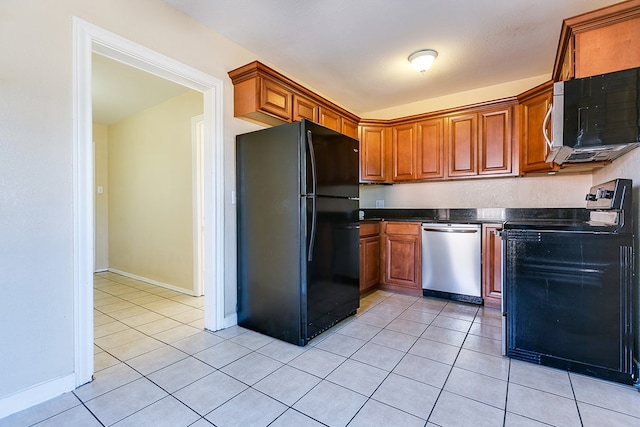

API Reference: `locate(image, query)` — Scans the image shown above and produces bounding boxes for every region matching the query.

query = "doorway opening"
[73,18,225,387]
[92,53,203,296]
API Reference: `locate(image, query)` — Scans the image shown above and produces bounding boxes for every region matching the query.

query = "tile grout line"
[91,277,546,426]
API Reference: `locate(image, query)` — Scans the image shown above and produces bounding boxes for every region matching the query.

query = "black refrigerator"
[236,119,360,346]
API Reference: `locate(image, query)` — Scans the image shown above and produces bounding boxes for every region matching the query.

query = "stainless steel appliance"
[545,66,640,165]
[503,179,635,384]
[421,223,482,304]
[236,119,360,346]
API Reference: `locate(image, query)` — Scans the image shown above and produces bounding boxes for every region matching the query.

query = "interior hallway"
[2,272,640,426]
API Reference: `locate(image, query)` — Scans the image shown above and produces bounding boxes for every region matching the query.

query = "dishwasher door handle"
[422,227,478,233]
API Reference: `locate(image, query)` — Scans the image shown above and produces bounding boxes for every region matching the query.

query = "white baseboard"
[107,268,196,296]
[0,373,75,420]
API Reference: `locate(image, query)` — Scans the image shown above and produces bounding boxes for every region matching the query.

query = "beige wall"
[360,174,593,209]
[107,91,202,292]
[593,148,640,268]
[93,123,109,271]
[0,0,262,404]
[362,74,549,120]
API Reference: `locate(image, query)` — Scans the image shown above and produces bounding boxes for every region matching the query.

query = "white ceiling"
[92,54,190,125]
[161,0,621,115]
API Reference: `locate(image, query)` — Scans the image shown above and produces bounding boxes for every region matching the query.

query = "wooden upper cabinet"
[392,123,417,182]
[259,78,292,121]
[342,118,359,139]
[448,112,478,177]
[553,0,640,80]
[319,107,341,132]
[557,36,575,81]
[416,118,445,180]
[228,61,360,131]
[479,106,513,176]
[359,125,389,183]
[518,82,556,174]
[293,94,318,122]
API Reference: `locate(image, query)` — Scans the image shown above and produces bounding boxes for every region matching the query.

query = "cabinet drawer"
[384,222,421,236]
[360,222,380,237]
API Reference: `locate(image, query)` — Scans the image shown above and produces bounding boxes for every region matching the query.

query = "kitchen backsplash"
[360,174,591,209]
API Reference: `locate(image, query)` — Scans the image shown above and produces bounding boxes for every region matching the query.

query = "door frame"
[192,115,205,296]
[72,17,225,387]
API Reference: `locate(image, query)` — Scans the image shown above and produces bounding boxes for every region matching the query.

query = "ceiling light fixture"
[408,49,438,73]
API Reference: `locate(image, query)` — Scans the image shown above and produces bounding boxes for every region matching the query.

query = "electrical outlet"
[375,199,384,208]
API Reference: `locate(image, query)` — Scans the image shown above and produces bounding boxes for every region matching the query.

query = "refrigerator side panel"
[236,122,306,345]
[306,196,360,339]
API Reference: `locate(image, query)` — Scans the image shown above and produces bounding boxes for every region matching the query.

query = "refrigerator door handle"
[306,130,317,196]
[308,196,317,262]
[306,130,318,262]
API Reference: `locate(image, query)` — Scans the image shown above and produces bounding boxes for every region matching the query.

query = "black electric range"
[503,179,636,385]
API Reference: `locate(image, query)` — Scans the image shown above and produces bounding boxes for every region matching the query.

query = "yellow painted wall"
[107,90,203,292]
[93,123,109,271]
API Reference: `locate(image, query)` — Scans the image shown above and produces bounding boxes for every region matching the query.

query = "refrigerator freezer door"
[302,120,359,198]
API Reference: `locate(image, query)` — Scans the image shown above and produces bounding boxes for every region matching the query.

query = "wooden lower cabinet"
[381,222,421,294]
[482,224,502,308]
[359,222,380,293]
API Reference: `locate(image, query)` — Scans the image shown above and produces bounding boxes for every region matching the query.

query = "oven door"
[504,229,635,384]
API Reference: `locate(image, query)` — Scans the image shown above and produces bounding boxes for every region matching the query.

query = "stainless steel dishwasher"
[421,223,482,304]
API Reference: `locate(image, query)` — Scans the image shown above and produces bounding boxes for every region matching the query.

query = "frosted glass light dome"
[408,49,438,73]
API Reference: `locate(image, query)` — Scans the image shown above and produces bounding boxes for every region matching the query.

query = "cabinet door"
[392,123,417,182]
[416,118,445,180]
[260,77,292,121]
[520,87,555,174]
[448,113,478,177]
[342,118,359,139]
[360,236,381,293]
[359,126,389,183]
[319,107,341,132]
[382,222,421,290]
[293,94,318,122]
[575,16,640,78]
[479,107,513,176]
[482,224,502,309]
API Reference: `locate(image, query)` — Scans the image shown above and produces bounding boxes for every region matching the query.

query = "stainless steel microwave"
[545,67,640,164]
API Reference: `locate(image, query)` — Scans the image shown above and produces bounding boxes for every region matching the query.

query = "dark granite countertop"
[361,208,589,225]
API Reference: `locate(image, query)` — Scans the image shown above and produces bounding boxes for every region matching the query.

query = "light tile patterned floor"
[3,272,640,426]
